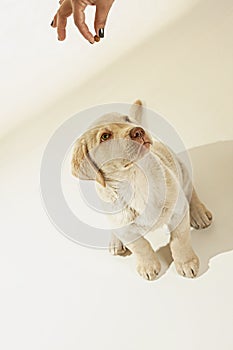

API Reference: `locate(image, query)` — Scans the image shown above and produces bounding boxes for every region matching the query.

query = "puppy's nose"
[130,127,145,139]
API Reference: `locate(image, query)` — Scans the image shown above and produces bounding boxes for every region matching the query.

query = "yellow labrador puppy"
[72,100,212,280]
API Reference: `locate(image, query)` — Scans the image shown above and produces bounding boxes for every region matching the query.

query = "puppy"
[71,100,212,280]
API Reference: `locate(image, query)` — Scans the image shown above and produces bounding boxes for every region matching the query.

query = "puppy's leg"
[109,234,132,257]
[170,211,199,278]
[177,159,212,229]
[126,237,161,281]
[190,188,212,229]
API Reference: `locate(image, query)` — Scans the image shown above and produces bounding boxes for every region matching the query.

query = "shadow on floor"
[155,140,233,277]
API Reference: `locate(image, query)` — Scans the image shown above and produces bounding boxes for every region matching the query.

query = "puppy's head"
[71,100,153,187]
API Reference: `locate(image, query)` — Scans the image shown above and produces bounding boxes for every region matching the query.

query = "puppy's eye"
[100,133,112,142]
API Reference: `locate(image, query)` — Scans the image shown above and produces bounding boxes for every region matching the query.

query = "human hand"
[51,0,115,43]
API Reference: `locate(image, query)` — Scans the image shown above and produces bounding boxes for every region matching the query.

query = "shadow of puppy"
[155,140,233,277]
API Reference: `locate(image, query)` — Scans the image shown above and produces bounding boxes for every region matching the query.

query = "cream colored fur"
[72,100,212,280]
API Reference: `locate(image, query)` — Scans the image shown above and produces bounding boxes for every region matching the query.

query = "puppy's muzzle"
[129,127,151,149]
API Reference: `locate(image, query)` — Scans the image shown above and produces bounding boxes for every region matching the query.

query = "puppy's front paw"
[190,203,212,230]
[174,255,199,278]
[109,236,132,257]
[137,254,161,281]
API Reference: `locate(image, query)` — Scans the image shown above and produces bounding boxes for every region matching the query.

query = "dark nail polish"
[51,20,54,26]
[99,28,104,38]
[89,41,94,44]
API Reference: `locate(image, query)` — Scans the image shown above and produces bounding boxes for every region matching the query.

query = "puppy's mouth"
[137,141,152,156]
[143,141,152,149]
[124,140,152,168]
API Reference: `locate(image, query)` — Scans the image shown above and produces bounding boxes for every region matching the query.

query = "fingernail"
[58,37,61,41]
[51,20,54,27]
[98,28,104,38]
[89,41,94,44]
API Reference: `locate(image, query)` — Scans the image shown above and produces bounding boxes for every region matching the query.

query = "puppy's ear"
[71,138,106,187]
[130,99,143,123]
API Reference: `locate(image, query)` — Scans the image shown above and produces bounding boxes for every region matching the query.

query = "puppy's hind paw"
[109,236,132,257]
[190,203,213,230]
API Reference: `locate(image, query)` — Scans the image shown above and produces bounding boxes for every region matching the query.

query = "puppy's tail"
[130,99,143,124]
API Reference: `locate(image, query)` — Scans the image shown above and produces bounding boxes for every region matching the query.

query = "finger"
[73,1,95,43]
[94,0,114,36]
[51,0,70,28]
[57,13,68,40]
[55,0,73,40]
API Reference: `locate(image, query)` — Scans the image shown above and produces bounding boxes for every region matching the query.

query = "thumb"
[94,0,114,37]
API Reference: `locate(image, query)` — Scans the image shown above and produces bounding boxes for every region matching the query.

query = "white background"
[0,1,233,349]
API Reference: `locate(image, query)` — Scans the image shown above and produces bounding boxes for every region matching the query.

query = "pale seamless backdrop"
[0,1,233,350]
